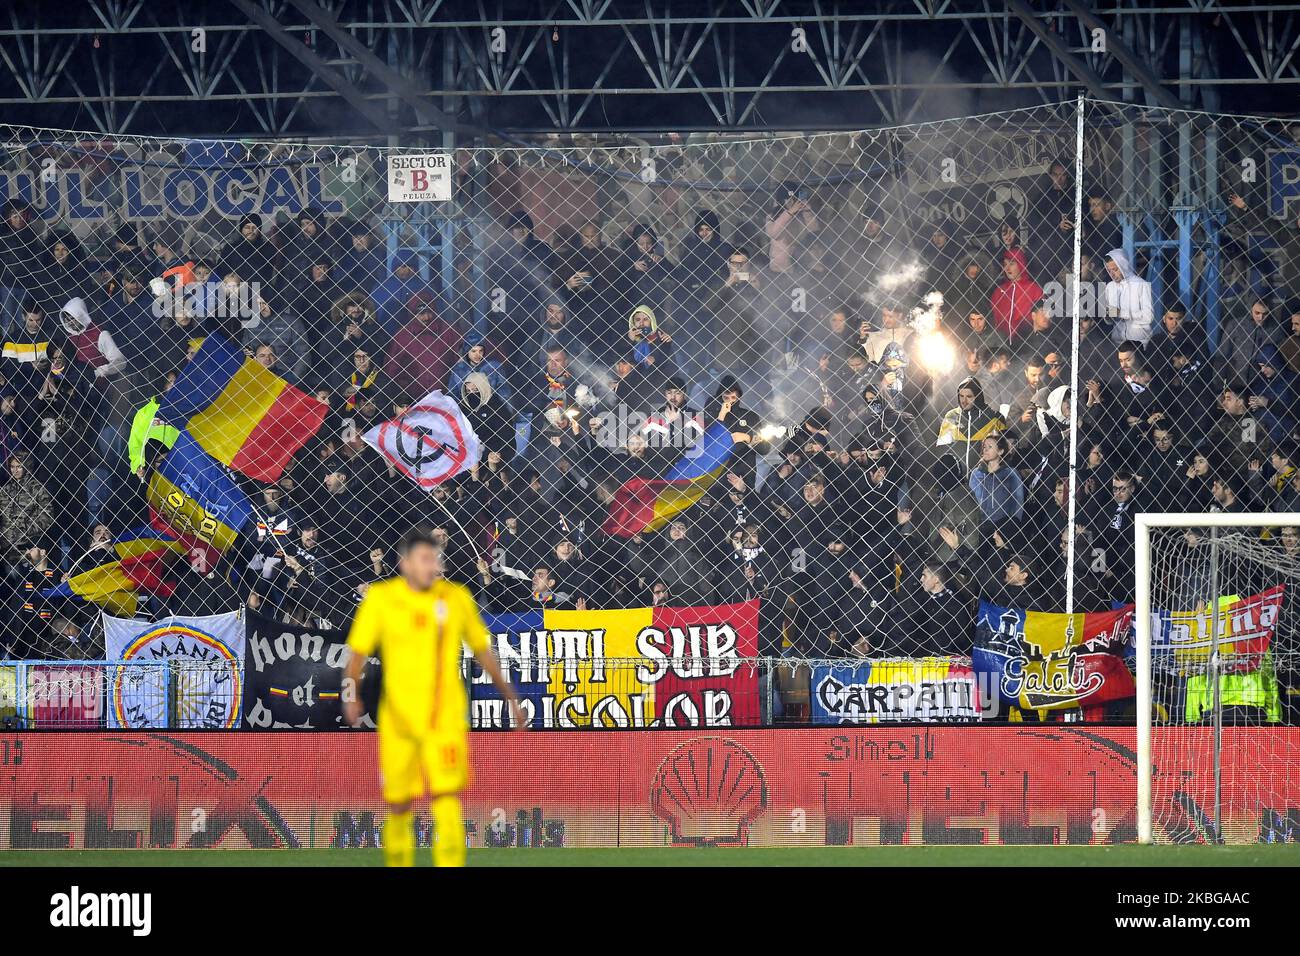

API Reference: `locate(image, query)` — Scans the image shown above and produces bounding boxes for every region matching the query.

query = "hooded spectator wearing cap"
[334,219,385,297]
[371,249,435,339]
[990,248,1043,341]
[625,224,675,335]
[674,209,732,380]
[947,255,994,338]
[1102,248,1155,344]
[288,252,342,345]
[385,293,461,402]
[221,213,280,289]
[924,219,963,288]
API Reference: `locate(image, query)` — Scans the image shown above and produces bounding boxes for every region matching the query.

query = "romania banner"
[156,332,327,482]
[146,429,253,570]
[972,601,1136,712]
[103,611,245,729]
[1152,585,1284,674]
[471,600,760,728]
[41,527,182,617]
[810,658,981,723]
[602,419,735,537]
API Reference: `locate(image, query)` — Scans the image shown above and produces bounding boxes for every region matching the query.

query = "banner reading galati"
[471,600,760,729]
[972,601,1136,712]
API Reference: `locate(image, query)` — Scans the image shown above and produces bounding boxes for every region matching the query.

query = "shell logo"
[650,737,769,847]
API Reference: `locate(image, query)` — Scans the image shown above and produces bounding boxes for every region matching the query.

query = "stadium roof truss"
[0,1,1296,139]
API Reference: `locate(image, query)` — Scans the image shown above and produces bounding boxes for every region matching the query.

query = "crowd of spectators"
[0,156,1298,673]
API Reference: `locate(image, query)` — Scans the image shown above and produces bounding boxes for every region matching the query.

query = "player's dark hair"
[397,527,440,556]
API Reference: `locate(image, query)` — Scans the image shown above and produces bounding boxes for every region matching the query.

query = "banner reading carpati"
[810,658,981,724]
[242,610,380,729]
[471,601,760,728]
[972,601,1135,712]
[103,611,244,729]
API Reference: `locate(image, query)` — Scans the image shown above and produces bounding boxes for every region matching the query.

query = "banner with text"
[810,658,981,724]
[103,612,244,729]
[471,601,761,729]
[242,611,380,730]
[972,602,1136,712]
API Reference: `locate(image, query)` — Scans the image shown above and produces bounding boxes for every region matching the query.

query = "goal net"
[1138,514,1300,845]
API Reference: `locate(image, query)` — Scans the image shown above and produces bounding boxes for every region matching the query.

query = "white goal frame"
[1135,512,1300,845]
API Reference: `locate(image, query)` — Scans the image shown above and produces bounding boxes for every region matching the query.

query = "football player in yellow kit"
[344,528,525,866]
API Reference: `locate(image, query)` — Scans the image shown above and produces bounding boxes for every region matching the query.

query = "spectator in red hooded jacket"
[384,294,462,402]
[990,248,1043,341]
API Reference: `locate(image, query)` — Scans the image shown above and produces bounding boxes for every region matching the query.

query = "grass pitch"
[2,844,1298,867]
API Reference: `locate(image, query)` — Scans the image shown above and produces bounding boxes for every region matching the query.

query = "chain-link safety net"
[0,99,1297,729]
[1148,525,1300,843]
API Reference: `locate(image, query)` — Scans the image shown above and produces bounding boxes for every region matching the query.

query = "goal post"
[1135,512,1300,846]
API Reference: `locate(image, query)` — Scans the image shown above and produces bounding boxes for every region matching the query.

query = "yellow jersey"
[346,577,491,737]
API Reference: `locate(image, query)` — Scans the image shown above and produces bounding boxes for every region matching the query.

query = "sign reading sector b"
[387,153,453,202]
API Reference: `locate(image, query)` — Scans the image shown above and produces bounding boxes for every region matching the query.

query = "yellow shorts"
[377,727,469,805]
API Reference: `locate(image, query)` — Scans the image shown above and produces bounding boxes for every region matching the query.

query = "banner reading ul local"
[470,601,760,729]
[972,601,1135,712]
[810,658,981,724]
[103,611,244,728]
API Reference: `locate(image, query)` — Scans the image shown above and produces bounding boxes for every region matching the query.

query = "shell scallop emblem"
[650,737,769,846]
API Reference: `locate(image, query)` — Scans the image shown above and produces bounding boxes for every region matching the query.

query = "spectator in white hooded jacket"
[1103,248,1154,344]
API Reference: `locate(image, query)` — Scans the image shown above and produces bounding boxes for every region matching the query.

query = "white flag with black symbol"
[363,389,482,488]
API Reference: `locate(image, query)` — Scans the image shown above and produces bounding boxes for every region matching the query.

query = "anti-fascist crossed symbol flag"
[363,389,482,488]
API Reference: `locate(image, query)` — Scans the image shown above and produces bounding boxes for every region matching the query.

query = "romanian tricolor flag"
[602,419,735,537]
[147,429,254,571]
[157,333,327,482]
[41,527,184,617]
